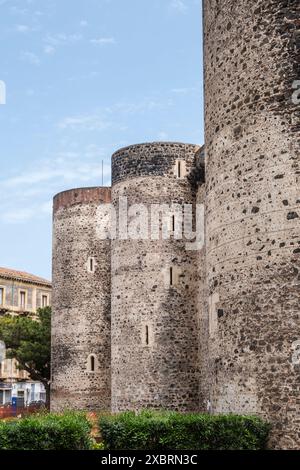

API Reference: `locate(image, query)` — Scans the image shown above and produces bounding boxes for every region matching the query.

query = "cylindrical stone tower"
[111,142,203,412]
[204,0,300,448]
[51,187,111,411]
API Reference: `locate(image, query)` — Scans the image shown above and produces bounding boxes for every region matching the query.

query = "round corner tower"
[111,141,203,412]
[51,186,111,411]
[204,0,300,448]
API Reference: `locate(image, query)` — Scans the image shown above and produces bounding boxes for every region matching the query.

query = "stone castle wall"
[50,0,300,448]
[203,0,300,449]
[111,142,203,412]
[51,187,111,411]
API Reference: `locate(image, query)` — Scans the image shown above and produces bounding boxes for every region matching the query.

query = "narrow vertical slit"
[90,355,95,372]
[177,161,181,178]
[145,325,149,345]
[170,267,173,286]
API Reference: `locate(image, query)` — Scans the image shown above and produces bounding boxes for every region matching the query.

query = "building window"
[145,325,149,345]
[19,291,26,309]
[42,295,48,307]
[87,354,96,372]
[0,287,4,306]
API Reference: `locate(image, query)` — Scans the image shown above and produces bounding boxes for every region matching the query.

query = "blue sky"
[0,0,203,280]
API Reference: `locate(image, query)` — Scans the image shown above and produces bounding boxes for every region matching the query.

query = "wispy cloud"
[45,33,83,46]
[90,37,116,45]
[58,114,112,131]
[170,0,188,13]
[10,5,29,15]
[157,131,169,140]
[20,51,40,66]
[44,45,55,55]
[171,87,190,94]
[57,95,174,136]
[15,24,31,33]
[105,97,173,115]
[0,149,111,224]
[43,32,83,53]
[170,86,200,95]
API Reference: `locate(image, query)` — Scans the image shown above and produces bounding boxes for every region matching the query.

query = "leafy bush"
[0,412,93,450]
[99,410,270,450]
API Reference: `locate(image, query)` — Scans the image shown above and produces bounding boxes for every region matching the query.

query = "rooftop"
[0,267,52,288]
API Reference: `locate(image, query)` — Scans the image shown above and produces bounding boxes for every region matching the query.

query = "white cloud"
[14,23,40,33]
[105,97,173,115]
[44,45,55,55]
[170,0,188,13]
[158,132,169,140]
[170,85,201,96]
[10,6,28,15]
[20,51,40,65]
[58,114,112,131]
[42,33,83,55]
[2,207,36,223]
[0,149,111,224]
[2,200,55,224]
[90,37,116,45]
[171,87,190,94]
[15,24,31,32]
[45,33,83,47]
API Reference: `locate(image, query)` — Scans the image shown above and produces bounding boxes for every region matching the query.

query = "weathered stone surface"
[50,0,300,444]
[111,142,204,412]
[203,0,300,449]
[51,187,111,411]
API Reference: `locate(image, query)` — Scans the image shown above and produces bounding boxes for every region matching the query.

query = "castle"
[51,0,300,450]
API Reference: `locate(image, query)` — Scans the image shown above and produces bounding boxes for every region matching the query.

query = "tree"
[0,307,51,407]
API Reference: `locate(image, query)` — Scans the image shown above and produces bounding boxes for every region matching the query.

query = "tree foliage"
[99,410,270,450]
[0,307,51,405]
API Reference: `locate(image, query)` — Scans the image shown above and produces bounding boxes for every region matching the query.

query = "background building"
[0,268,51,406]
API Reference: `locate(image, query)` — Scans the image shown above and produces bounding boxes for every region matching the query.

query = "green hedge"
[0,412,93,450]
[99,410,270,450]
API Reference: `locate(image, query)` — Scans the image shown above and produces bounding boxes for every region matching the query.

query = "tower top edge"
[112,142,203,158]
[53,186,111,214]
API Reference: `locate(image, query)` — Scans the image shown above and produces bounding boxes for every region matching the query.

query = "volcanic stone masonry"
[203,0,300,449]
[51,187,111,411]
[51,0,300,450]
[51,144,205,414]
[111,142,203,412]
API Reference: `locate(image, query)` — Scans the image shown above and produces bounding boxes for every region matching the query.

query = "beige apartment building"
[0,267,52,406]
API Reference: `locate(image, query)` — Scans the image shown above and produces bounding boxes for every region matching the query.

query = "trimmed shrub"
[0,412,93,450]
[99,410,270,450]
